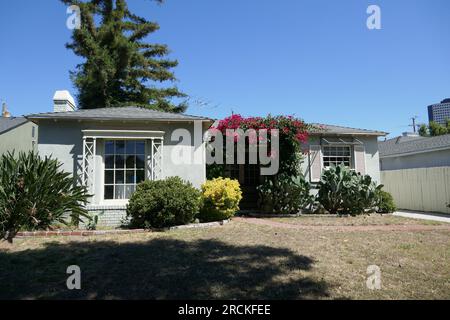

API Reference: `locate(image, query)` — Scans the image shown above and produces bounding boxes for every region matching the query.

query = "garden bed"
[15,220,230,239]
[243,212,302,218]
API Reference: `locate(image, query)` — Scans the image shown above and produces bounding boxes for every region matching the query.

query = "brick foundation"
[84,204,129,228]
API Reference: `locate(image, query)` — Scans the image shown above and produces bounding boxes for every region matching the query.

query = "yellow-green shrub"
[199,178,243,222]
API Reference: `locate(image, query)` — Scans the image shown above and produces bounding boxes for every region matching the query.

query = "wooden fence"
[381,167,450,214]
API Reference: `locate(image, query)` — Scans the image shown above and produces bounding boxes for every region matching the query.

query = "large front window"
[104,140,146,200]
[322,146,352,168]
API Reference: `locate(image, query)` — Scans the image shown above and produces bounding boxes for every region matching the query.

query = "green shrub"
[341,174,380,215]
[375,189,397,213]
[317,164,381,215]
[0,152,89,242]
[258,173,313,214]
[127,177,202,228]
[206,163,225,180]
[198,178,242,222]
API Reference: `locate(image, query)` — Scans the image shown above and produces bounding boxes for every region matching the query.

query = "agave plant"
[0,151,90,242]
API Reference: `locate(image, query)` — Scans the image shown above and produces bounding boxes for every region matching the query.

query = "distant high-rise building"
[428,99,450,125]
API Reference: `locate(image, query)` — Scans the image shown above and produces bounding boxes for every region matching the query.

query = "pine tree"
[61,0,187,112]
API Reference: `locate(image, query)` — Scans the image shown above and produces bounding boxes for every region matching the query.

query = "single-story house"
[27,91,387,225]
[305,124,386,183]
[0,103,37,155]
[379,132,450,170]
[224,123,387,208]
[27,91,214,226]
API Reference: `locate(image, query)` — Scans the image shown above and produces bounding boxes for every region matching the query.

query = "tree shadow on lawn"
[0,238,331,300]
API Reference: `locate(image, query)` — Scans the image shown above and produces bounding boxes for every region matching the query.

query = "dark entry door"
[225,164,261,210]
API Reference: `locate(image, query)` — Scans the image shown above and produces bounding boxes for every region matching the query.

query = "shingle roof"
[26,106,213,122]
[0,117,28,134]
[310,123,387,136]
[379,134,450,157]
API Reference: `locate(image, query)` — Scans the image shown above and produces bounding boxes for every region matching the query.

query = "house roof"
[0,117,28,134]
[310,123,387,136]
[379,134,450,157]
[26,106,214,123]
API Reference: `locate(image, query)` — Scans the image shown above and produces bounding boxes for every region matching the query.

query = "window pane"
[104,186,114,200]
[105,155,114,169]
[105,170,114,184]
[105,141,114,154]
[115,155,125,168]
[126,141,136,154]
[323,146,351,168]
[115,141,125,154]
[115,185,125,199]
[136,154,145,169]
[136,170,145,183]
[136,141,145,154]
[104,140,149,200]
[125,185,136,199]
[126,155,135,169]
[115,170,125,184]
[126,170,136,184]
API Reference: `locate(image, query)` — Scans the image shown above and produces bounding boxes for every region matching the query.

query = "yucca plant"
[0,151,90,242]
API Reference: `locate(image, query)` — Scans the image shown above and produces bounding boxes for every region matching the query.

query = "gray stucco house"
[27,91,213,226]
[304,124,386,184]
[220,122,387,209]
[379,133,450,170]
[0,104,37,155]
[26,91,387,225]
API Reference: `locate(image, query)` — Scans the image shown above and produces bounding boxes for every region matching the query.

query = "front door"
[225,163,261,210]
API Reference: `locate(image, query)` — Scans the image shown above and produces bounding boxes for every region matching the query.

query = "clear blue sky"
[0,0,449,138]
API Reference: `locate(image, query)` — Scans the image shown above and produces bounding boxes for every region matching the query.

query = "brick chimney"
[2,102,11,118]
[53,90,76,113]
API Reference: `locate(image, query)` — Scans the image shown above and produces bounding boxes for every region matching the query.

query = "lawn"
[0,216,449,300]
[269,214,444,226]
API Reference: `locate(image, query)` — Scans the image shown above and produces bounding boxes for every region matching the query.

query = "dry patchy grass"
[270,214,444,226]
[0,218,449,300]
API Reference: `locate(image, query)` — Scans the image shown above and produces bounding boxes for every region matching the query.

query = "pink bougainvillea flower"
[295,132,308,143]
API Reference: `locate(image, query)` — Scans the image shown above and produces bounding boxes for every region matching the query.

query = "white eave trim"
[82,129,165,139]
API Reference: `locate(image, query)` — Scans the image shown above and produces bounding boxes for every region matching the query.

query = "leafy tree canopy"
[418,124,429,137]
[429,121,448,136]
[419,121,449,137]
[62,0,187,112]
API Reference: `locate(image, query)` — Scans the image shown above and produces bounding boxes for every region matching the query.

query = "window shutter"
[309,145,322,182]
[354,145,366,175]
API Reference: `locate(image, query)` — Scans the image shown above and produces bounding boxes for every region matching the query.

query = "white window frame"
[81,130,164,205]
[322,145,353,169]
[103,140,147,201]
